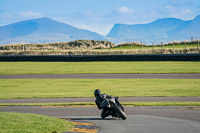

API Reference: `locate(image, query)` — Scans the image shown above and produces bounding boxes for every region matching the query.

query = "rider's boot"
[101,109,111,119]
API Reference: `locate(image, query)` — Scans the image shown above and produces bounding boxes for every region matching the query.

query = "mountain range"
[107,15,200,44]
[0,15,200,45]
[0,17,106,45]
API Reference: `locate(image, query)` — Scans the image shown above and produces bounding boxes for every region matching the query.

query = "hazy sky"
[1,0,200,35]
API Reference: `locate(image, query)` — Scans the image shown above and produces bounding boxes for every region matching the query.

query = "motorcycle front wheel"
[114,105,127,120]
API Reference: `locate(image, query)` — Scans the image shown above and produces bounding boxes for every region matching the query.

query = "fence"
[0,48,200,56]
[0,54,199,62]
[0,40,199,55]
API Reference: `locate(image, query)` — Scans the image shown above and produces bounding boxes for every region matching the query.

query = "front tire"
[114,105,127,120]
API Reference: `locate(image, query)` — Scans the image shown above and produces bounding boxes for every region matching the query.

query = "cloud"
[19,11,43,18]
[74,23,113,36]
[103,7,157,25]
[162,0,200,19]
[162,5,194,20]
[118,6,133,13]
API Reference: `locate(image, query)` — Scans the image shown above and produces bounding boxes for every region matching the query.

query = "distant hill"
[0,17,106,45]
[107,15,200,44]
[1,16,200,45]
[167,15,200,40]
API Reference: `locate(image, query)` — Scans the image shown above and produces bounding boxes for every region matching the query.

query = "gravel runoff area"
[0,74,200,79]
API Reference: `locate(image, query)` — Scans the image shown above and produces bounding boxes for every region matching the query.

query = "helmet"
[94,89,101,97]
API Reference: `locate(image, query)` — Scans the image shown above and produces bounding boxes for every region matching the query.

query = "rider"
[94,89,124,119]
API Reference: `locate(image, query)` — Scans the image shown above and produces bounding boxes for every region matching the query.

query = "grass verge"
[1,79,200,99]
[0,112,73,133]
[0,79,200,99]
[1,102,200,107]
[0,62,200,74]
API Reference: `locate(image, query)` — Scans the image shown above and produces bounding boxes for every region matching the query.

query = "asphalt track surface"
[0,106,200,133]
[0,73,200,79]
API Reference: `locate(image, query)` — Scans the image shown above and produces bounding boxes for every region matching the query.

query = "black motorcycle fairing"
[100,98,126,120]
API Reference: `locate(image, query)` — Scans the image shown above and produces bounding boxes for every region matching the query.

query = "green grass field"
[0,112,73,133]
[0,62,199,74]
[112,43,199,49]
[0,79,199,99]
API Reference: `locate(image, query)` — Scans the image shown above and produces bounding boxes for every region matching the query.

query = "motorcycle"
[101,97,127,120]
